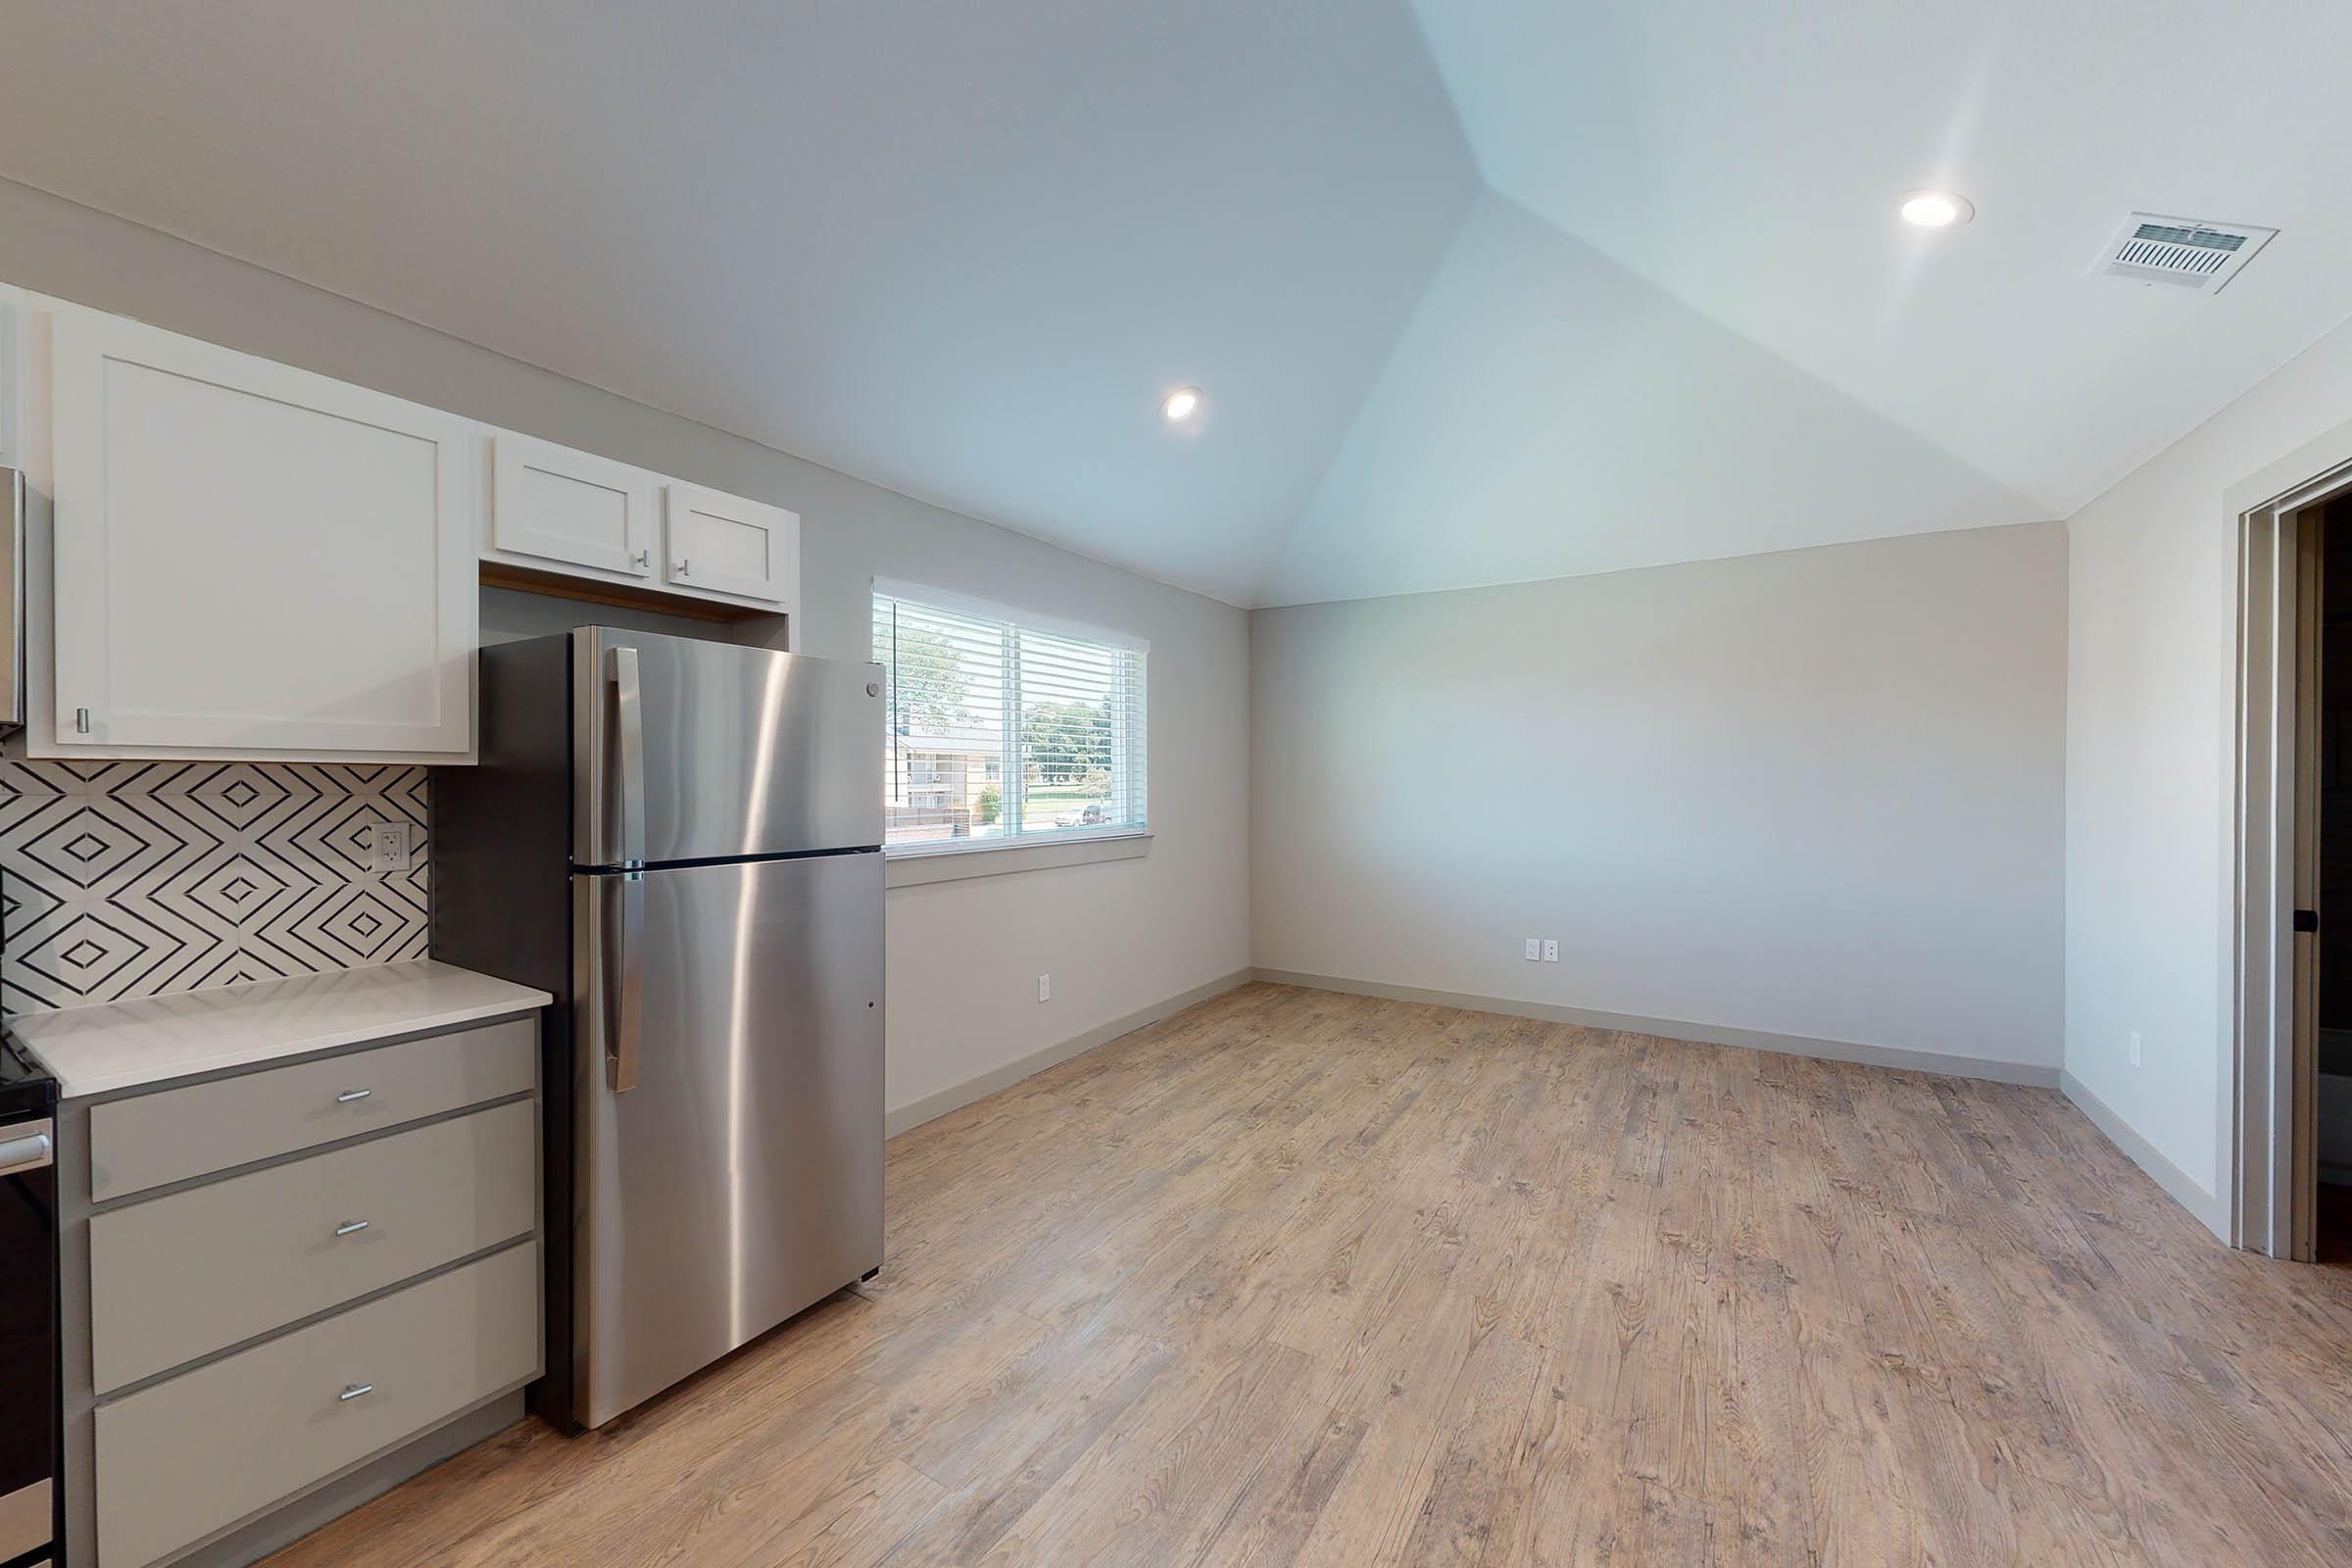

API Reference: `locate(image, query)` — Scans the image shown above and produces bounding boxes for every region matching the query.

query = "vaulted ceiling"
[3,1,2349,606]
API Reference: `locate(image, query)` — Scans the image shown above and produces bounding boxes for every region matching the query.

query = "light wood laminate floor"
[265,984,2352,1566]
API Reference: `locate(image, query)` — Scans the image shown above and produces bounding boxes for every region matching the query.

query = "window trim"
[873,578,1150,871]
[885,830,1152,888]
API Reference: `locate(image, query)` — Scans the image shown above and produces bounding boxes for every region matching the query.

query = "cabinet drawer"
[95,1242,539,1568]
[90,1100,537,1393]
[88,1016,536,1201]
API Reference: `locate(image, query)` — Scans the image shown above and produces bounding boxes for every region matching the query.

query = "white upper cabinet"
[476,431,800,630]
[47,308,477,759]
[662,482,798,608]
[489,431,659,578]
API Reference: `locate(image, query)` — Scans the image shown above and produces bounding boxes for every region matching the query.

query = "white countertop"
[6,959,553,1099]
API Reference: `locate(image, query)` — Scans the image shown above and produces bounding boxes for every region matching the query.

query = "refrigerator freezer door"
[573,627,884,867]
[574,850,883,1429]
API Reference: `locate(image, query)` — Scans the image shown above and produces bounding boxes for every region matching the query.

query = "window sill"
[885,831,1152,887]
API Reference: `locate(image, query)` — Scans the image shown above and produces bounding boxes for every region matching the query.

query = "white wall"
[0,177,1251,1121]
[1252,523,2068,1071]
[2065,313,2352,1228]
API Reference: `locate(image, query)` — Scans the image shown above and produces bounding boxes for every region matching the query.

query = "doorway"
[2233,452,2352,1261]
[2319,499,2352,1259]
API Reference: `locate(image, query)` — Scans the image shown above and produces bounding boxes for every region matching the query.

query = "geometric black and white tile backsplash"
[0,760,428,1012]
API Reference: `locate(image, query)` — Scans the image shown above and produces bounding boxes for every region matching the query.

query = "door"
[571,627,883,867]
[48,307,476,757]
[574,852,883,1429]
[662,481,797,608]
[490,431,659,578]
[2295,516,2324,1260]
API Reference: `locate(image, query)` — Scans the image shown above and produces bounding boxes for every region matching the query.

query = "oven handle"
[0,1117,53,1177]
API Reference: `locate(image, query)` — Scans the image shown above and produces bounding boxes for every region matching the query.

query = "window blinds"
[872,586,1148,850]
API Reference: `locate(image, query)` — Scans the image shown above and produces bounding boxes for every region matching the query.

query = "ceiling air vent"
[2097,213,2277,294]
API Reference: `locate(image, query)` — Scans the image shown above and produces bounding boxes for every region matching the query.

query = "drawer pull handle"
[0,1126,53,1178]
[338,1383,374,1402]
[333,1219,370,1238]
[335,1089,372,1103]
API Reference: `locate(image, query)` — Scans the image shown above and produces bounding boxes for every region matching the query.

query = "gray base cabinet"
[57,1013,545,1568]
[94,1246,538,1568]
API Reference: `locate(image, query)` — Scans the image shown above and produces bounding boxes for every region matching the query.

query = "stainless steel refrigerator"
[433,627,884,1431]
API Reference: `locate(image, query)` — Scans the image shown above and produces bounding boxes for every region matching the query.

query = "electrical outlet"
[1038,973,1052,1003]
[369,819,413,874]
[1543,939,1559,962]
[2128,1030,2141,1068]
[1524,938,1541,961]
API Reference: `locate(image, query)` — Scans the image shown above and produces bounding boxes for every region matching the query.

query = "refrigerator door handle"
[606,870,645,1093]
[611,645,646,868]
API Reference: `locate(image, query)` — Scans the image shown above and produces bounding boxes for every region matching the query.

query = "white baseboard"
[883,967,1254,1138]
[1250,968,2062,1087]
[2060,1070,2230,1241]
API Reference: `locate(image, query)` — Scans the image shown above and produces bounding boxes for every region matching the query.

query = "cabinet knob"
[675,558,691,577]
[633,548,651,569]
[334,1218,370,1237]
[335,1088,371,1103]
[337,1383,375,1402]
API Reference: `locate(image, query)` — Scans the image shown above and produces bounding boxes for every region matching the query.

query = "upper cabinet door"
[49,309,476,757]
[490,431,658,577]
[663,482,797,608]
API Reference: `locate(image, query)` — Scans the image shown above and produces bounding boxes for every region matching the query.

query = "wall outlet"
[2128,1030,2141,1068]
[1543,939,1559,962]
[369,819,413,874]
[1524,938,1541,961]
[1038,973,1052,1003]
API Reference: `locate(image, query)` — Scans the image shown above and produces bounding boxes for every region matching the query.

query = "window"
[873,582,1148,855]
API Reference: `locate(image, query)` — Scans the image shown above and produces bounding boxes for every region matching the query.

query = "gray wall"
[0,178,1251,1120]
[1251,523,2068,1070]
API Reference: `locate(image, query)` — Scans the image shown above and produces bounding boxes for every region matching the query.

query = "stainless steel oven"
[0,1037,57,1568]
[0,465,23,735]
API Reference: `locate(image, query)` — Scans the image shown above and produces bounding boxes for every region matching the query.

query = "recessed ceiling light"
[1898,189,1974,228]
[1161,386,1202,421]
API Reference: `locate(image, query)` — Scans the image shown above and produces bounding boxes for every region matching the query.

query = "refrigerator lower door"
[573,850,883,1429]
